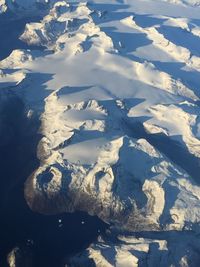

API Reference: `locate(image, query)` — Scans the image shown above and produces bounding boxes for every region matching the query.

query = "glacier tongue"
[1,0,200,266]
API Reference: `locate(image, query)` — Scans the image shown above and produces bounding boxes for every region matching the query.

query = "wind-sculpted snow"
[1,0,200,266]
[67,232,200,267]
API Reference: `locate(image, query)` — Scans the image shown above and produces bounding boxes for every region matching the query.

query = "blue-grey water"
[1,8,200,267]
[0,12,107,266]
[0,93,107,267]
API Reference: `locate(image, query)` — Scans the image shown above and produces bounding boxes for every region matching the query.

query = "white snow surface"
[1,0,200,266]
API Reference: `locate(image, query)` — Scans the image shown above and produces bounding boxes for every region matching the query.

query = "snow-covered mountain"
[1,0,200,266]
[0,0,49,11]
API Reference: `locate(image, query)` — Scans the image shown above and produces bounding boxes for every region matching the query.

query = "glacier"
[1,0,200,266]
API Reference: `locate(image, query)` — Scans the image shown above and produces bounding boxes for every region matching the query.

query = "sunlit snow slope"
[1,0,200,266]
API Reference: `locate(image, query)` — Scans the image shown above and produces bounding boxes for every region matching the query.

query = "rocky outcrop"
[1,0,200,266]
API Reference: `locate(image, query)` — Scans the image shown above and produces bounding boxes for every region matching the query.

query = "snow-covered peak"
[1,0,200,265]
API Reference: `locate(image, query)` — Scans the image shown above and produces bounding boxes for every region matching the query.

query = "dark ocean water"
[1,8,200,267]
[0,94,107,267]
[0,12,107,266]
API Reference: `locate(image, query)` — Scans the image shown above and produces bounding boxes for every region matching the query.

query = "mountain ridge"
[1,0,200,266]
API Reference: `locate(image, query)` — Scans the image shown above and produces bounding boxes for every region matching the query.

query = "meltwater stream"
[0,94,107,267]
